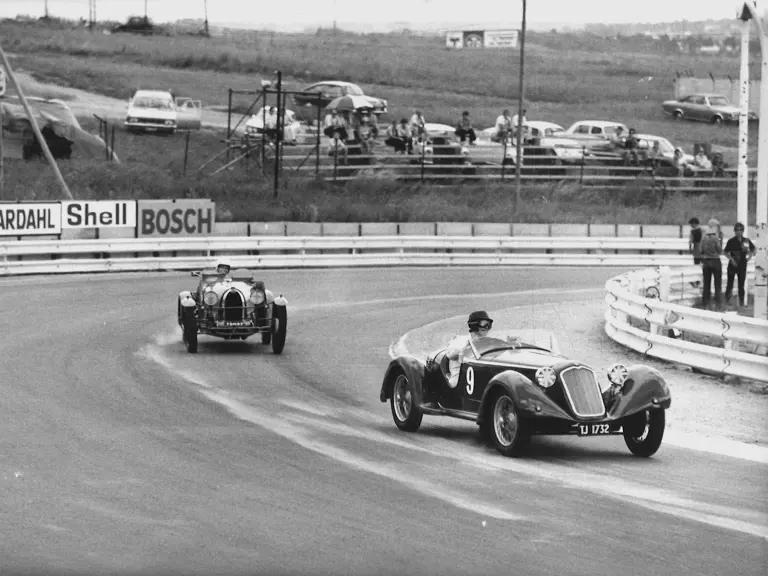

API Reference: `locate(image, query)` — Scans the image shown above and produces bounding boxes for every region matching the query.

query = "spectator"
[355,113,378,156]
[409,110,426,139]
[455,110,477,145]
[673,148,690,177]
[511,107,528,142]
[688,217,703,265]
[694,150,712,171]
[610,126,625,149]
[724,222,756,308]
[396,118,412,154]
[264,106,278,141]
[385,120,407,154]
[323,110,347,140]
[699,218,723,310]
[622,128,640,166]
[493,109,513,143]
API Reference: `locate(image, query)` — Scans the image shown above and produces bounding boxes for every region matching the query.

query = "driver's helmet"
[216,262,231,275]
[467,310,493,332]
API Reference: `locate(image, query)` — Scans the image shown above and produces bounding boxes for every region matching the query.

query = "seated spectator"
[455,110,477,145]
[622,128,640,165]
[694,150,712,171]
[326,128,348,163]
[409,110,427,139]
[355,113,378,155]
[511,108,528,143]
[323,110,347,139]
[384,120,406,154]
[673,147,690,176]
[610,126,625,149]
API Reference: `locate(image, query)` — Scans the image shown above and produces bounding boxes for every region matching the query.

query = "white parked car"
[479,121,586,164]
[124,89,178,134]
[633,134,695,164]
[243,107,301,145]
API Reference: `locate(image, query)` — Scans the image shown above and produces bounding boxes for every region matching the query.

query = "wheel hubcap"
[628,410,650,442]
[493,397,517,447]
[393,375,411,422]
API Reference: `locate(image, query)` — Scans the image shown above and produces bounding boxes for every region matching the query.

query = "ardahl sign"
[62,200,137,228]
[137,199,215,237]
[0,202,62,236]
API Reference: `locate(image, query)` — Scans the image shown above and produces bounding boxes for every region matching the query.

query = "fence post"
[420,138,426,182]
[579,146,585,183]
[658,266,671,301]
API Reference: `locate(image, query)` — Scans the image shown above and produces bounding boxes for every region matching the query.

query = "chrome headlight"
[249,290,266,305]
[607,363,629,387]
[203,290,218,306]
[535,367,557,388]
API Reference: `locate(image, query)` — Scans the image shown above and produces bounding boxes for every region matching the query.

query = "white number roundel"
[466,366,475,395]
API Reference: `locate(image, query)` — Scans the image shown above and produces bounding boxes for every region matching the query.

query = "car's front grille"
[222,290,245,322]
[560,366,605,418]
[135,117,170,125]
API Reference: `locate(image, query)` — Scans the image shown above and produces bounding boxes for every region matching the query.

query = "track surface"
[0,268,765,576]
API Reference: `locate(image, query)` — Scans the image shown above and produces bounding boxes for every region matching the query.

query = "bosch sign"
[62,201,137,228]
[137,200,215,237]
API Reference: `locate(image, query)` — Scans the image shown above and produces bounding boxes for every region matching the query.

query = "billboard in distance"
[445,29,520,49]
[0,202,62,236]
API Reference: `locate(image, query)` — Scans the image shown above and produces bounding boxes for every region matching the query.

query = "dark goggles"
[474,321,493,330]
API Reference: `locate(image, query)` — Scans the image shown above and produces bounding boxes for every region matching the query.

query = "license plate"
[577,423,614,436]
[217,321,246,326]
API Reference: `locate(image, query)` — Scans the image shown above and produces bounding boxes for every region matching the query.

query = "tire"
[271,304,287,354]
[488,392,528,457]
[261,330,271,345]
[672,111,683,121]
[623,409,665,457]
[181,310,198,354]
[390,371,423,432]
[711,116,723,126]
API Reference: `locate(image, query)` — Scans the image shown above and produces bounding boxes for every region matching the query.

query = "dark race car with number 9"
[379,330,671,458]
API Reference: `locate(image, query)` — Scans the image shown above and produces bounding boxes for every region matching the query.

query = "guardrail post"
[658,266,671,302]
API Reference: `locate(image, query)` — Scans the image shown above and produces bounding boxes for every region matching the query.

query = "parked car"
[661,93,749,125]
[479,121,586,165]
[177,264,288,354]
[380,328,671,458]
[292,81,387,115]
[124,89,178,134]
[559,120,628,153]
[242,106,302,145]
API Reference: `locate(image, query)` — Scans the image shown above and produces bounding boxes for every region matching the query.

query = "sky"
[0,0,742,31]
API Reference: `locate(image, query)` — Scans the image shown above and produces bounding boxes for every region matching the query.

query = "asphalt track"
[0,268,765,576]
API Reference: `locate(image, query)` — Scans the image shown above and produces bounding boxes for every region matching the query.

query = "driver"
[216,261,232,278]
[443,311,493,388]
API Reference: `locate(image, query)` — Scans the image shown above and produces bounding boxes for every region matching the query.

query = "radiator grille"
[560,366,605,418]
[222,290,245,322]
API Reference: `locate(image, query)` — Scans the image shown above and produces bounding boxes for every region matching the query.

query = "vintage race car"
[177,266,287,354]
[380,330,671,458]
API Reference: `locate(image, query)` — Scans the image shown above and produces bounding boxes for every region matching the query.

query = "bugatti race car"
[380,330,671,458]
[177,264,287,354]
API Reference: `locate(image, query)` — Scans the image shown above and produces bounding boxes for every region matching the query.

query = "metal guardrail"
[604,265,768,383]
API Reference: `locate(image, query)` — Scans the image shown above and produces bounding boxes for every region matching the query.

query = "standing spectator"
[409,110,426,139]
[511,107,528,142]
[724,222,756,307]
[455,111,477,145]
[264,106,278,141]
[622,128,640,165]
[493,109,512,143]
[688,217,703,265]
[699,218,723,310]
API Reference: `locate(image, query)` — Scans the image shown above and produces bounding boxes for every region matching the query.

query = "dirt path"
[14,70,232,131]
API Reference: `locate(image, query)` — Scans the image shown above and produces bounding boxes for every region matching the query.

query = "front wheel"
[488,393,529,457]
[623,409,665,457]
[390,372,423,432]
[181,311,198,354]
[271,304,287,354]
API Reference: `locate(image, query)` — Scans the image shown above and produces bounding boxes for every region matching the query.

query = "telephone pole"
[44,0,49,19]
[514,0,527,217]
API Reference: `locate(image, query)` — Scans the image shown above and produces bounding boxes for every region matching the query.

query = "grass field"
[0,18,754,224]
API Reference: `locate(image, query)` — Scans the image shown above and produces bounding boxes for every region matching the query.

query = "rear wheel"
[711,116,723,126]
[623,409,665,457]
[271,304,287,354]
[673,111,683,121]
[390,371,423,432]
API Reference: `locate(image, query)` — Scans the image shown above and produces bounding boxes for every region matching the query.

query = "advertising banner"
[0,202,62,236]
[137,199,215,237]
[61,200,137,228]
[445,29,520,49]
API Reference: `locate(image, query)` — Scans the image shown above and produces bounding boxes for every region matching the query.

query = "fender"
[379,356,426,405]
[178,291,196,308]
[273,295,288,307]
[606,365,671,419]
[477,370,573,425]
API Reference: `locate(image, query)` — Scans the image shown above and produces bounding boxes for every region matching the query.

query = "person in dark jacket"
[699,218,723,309]
[688,217,702,265]
[455,111,477,145]
[724,222,756,307]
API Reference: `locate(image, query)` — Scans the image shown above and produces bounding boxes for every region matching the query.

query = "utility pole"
[514,0,527,217]
[738,7,751,227]
[44,0,49,19]
[203,0,209,36]
[740,2,768,320]
[273,71,282,199]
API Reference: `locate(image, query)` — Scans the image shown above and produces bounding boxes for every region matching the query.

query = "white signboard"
[0,202,62,236]
[61,200,137,228]
[484,29,519,49]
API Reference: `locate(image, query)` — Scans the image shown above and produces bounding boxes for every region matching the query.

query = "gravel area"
[397,299,768,448]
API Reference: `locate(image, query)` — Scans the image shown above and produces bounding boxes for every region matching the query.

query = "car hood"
[201,280,257,297]
[714,105,739,114]
[127,107,176,120]
[478,348,566,369]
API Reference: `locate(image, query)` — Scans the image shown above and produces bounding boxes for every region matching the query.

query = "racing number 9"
[466,366,475,395]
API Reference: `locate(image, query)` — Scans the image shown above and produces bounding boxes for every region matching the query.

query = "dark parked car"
[293,81,387,115]
[380,330,671,458]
